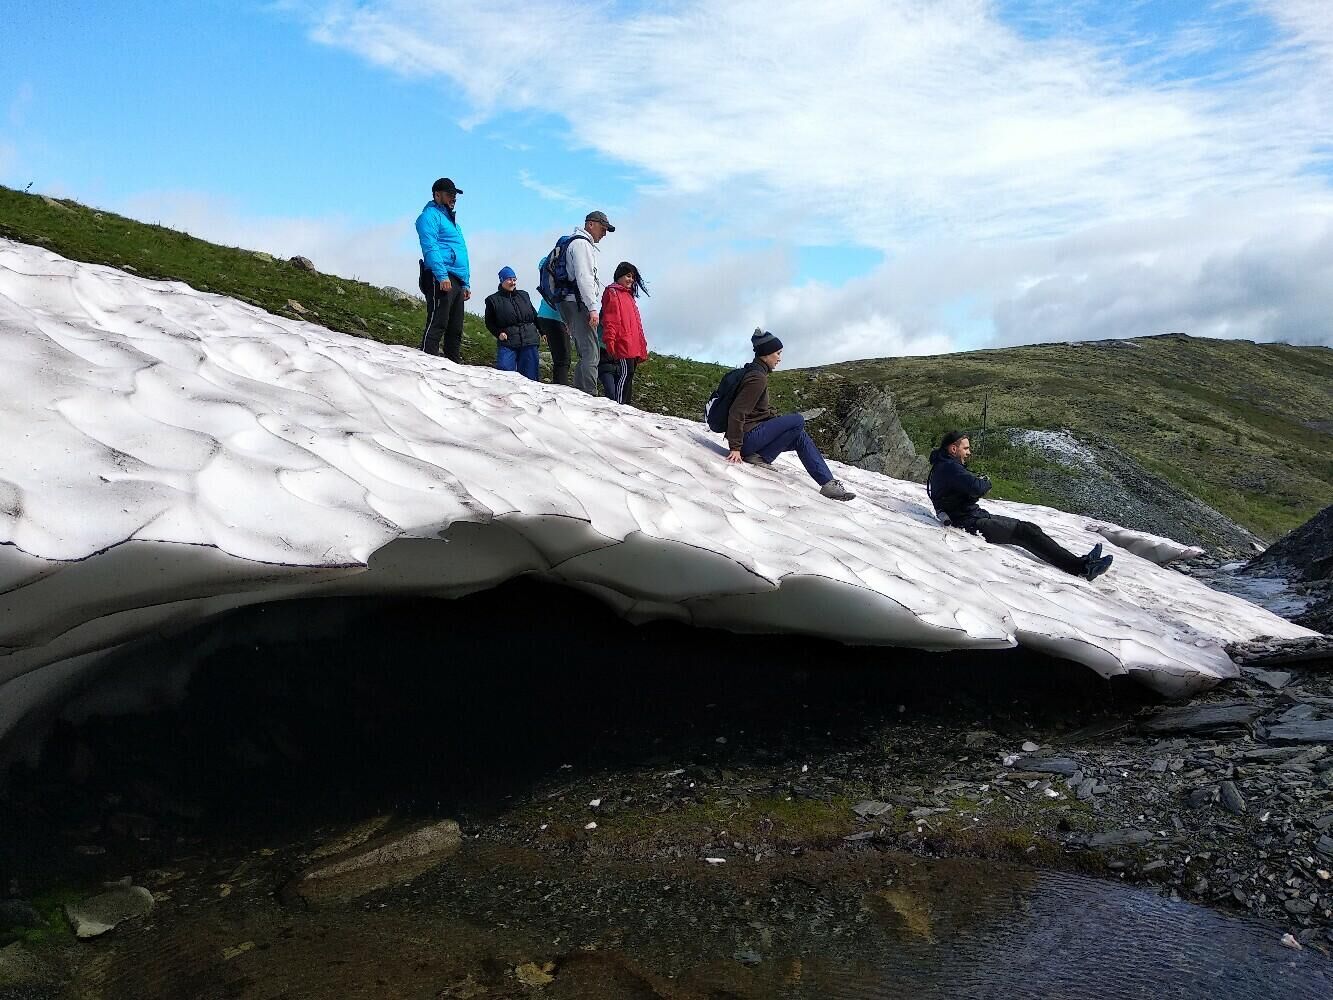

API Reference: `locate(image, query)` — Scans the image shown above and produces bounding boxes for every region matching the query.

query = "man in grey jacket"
[559,210,614,395]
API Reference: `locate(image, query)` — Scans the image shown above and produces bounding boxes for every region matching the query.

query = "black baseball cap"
[432,177,463,195]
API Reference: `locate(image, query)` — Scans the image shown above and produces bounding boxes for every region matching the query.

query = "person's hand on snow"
[726,449,744,463]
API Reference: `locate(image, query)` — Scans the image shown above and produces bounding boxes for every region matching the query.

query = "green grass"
[3,185,1330,539]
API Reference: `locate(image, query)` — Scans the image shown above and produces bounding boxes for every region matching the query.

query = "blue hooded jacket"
[415,201,470,287]
[926,449,992,525]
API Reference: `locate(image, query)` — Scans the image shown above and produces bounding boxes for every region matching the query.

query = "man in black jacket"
[926,430,1114,581]
[484,267,541,381]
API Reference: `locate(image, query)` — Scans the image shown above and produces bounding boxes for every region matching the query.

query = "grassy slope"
[3,185,1330,538]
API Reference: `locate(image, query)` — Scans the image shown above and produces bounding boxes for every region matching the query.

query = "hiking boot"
[1084,542,1103,563]
[743,453,770,467]
[1084,553,1114,582]
[820,479,855,501]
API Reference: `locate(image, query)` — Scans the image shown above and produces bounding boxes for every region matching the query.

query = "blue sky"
[4,1,1333,366]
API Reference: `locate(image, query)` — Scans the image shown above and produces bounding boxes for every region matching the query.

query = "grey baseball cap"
[585,210,616,232]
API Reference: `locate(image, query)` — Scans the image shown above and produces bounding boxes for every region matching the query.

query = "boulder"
[288,256,316,273]
[65,883,154,938]
[380,286,418,304]
[829,385,929,482]
[283,818,461,907]
[1140,702,1262,735]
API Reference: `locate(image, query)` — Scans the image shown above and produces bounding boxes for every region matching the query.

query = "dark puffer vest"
[483,285,541,349]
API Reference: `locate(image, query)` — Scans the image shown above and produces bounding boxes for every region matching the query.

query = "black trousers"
[419,263,465,362]
[598,355,638,404]
[970,515,1084,575]
[536,317,570,385]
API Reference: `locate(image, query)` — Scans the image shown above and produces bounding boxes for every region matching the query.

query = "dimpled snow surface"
[0,240,1315,742]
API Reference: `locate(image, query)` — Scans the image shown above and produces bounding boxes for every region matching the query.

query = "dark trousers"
[970,515,1084,574]
[741,413,833,486]
[598,356,638,404]
[536,317,570,385]
[419,263,465,362]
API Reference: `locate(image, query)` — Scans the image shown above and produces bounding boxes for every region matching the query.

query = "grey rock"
[852,800,892,819]
[1077,778,1097,801]
[843,831,876,843]
[1013,756,1080,777]
[1278,704,1317,724]
[0,900,41,929]
[65,884,154,939]
[1316,835,1333,858]
[828,386,929,482]
[1149,758,1170,773]
[734,948,762,966]
[1265,720,1333,745]
[1218,780,1246,815]
[288,255,317,273]
[1313,813,1333,831]
[1285,898,1315,915]
[284,818,461,906]
[1240,746,1306,762]
[380,285,418,303]
[1141,703,1262,736]
[1186,786,1216,810]
[1251,671,1292,691]
[1086,829,1154,849]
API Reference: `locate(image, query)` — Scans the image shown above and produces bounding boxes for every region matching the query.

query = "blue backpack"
[538,233,591,309]
[704,363,758,433]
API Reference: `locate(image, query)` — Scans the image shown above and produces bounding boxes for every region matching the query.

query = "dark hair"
[613,261,650,298]
[937,429,969,452]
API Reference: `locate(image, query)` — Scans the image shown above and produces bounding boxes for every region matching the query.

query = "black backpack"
[704,363,758,432]
[537,233,591,309]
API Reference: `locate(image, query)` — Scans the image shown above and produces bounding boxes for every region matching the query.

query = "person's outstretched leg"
[743,414,831,485]
[976,517,1107,577]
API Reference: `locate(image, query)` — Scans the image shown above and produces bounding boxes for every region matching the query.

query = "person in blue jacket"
[926,430,1114,581]
[415,177,471,362]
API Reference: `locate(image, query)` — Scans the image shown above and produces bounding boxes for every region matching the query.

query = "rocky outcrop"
[1244,504,1333,634]
[1010,429,1265,557]
[828,385,929,482]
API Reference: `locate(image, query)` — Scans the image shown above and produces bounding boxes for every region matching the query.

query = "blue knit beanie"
[498,266,517,282]
[751,328,783,356]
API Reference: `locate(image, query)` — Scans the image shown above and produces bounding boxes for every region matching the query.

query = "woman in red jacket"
[598,261,649,405]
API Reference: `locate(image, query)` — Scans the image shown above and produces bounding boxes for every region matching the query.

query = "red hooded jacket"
[600,283,648,362]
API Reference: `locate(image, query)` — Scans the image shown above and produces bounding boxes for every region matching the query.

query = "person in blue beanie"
[926,430,1114,581]
[484,266,541,381]
[415,177,470,362]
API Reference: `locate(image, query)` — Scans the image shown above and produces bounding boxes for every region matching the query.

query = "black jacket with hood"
[926,449,992,526]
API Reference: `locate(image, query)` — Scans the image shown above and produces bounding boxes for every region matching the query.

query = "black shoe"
[1084,553,1114,582]
[1085,543,1103,563]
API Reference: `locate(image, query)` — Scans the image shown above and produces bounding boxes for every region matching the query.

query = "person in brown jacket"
[725,329,855,501]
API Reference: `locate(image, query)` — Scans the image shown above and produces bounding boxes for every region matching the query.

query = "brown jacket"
[726,361,780,450]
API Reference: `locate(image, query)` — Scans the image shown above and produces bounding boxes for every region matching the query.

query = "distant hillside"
[3,185,1330,541]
